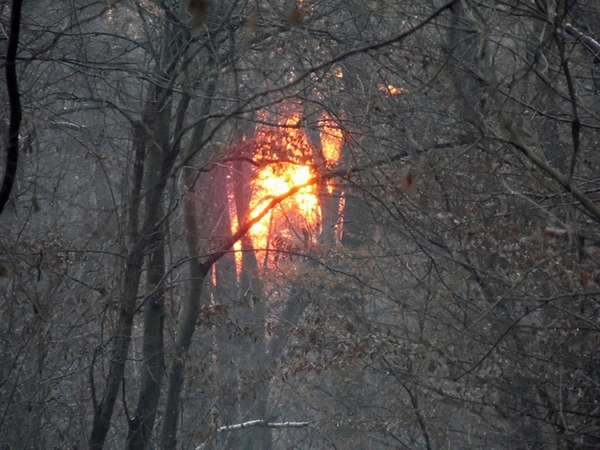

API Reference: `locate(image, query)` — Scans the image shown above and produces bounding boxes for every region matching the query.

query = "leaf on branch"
[200,303,229,319]
[580,269,594,289]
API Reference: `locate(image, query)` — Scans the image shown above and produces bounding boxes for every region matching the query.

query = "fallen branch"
[218,419,309,432]
[194,420,309,449]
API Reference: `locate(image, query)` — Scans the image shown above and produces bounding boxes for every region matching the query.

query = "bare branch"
[194,420,309,449]
[563,23,600,58]
[218,419,309,432]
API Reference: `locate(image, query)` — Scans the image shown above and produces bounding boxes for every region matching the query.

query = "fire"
[319,113,343,165]
[246,113,321,258]
[237,109,343,264]
[318,113,343,193]
[378,84,404,95]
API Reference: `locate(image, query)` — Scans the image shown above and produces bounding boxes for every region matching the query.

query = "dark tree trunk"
[0,0,23,217]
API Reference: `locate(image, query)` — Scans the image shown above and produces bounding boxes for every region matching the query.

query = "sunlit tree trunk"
[232,156,272,450]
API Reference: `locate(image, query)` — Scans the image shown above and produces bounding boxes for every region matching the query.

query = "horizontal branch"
[194,420,309,449]
[218,419,309,432]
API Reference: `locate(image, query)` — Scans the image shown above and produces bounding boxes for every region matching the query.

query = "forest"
[1,0,600,449]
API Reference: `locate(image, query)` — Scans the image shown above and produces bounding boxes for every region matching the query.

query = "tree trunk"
[160,169,210,450]
[160,75,218,450]
[126,229,165,450]
[89,77,180,450]
[0,0,23,217]
[232,158,272,450]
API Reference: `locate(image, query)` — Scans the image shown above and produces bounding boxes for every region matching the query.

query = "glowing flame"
[318,113,343,193]
[246,113,323,258]
[319,113,343,166]
[228,109,345,267]
[378,84,404,95]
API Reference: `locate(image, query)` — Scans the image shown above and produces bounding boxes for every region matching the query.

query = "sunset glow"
[318,113,343,193]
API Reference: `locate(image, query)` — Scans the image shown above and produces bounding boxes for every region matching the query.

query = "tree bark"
[126,230,165,450]
[160,75,218,450]
[89,77,180,450]
[160,170,211,450]
[126,109,171,450]
[0,0,23,217]
[232,158,272,450]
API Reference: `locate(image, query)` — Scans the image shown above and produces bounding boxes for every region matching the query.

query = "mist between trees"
[1,0,600,449]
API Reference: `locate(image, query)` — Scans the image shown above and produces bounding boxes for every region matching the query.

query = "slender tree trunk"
[0,0,23,217]
[126,111,170,448]
[89,244,146,450]
[160,170,211,450]
[160,76,218,450]
[89,76,180,450]
[126,228,165,450]
[232,158,272,450]
[212,165,240,429]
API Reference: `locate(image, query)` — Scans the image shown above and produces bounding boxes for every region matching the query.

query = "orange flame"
[378,84,404,95]
[318,113,343,193]
[246,113,321,259]
[319,113,343,165]
[234,110,344,265]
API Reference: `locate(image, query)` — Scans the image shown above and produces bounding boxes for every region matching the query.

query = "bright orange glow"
[228,108,345,269]
[229,211,243,277]
[246,113,322,259]
[319,113,343,166]
[378,84,404,95]
[318,113,343,193]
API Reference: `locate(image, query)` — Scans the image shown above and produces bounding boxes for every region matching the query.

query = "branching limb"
[483,82,600,224]
[177,0,459,170]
